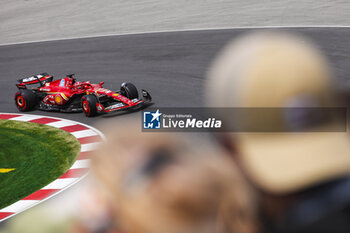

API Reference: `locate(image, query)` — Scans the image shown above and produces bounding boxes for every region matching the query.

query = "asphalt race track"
[1,27,350,127]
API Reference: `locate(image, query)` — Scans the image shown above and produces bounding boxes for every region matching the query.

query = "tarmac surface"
[1,27,350,127]
[1,0,350,45]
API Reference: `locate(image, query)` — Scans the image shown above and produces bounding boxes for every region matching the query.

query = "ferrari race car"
[14,73,152,117]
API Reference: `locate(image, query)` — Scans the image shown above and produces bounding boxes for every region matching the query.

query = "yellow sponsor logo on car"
[55,95,62,104]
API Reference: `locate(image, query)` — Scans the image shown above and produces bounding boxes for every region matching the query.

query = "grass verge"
[0,119,80,209]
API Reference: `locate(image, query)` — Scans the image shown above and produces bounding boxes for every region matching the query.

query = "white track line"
[70,159,90,169]
[81,142,101,152]
[41,178,79,190]
[1,25,350,47]
[70,129,98,138]
[1,200,39,213]
[46,120,77,128]
[10,115,43,122]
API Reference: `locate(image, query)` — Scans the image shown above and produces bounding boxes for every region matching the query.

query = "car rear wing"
[16,73,53,88]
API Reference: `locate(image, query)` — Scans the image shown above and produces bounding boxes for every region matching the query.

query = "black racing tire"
[120,82,139,100]
[14,89,38,111]
[81,94,98,117]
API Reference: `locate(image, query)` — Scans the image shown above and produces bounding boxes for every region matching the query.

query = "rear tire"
[14,89,38,111]
[120,82,138,100]
[81,95,98,117]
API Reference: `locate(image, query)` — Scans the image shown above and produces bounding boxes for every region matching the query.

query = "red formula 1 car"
[14,73,152,117]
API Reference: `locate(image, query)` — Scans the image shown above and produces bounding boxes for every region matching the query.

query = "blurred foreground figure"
[91,122,258,233]
[206,32,350,233]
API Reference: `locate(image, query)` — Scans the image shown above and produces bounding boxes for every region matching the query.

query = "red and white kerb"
[0,113,104,222]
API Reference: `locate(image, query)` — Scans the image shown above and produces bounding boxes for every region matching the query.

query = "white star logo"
[151,109,162,122]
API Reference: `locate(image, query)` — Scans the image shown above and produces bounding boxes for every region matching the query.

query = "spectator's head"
[206,32,350,194]
[91,121,258,233]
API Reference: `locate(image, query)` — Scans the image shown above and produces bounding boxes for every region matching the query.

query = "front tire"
[81,95,98,117]
[14,89,38,111]
[120,82,139,100]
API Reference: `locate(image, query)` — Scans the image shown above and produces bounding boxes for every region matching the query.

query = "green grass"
[0,119,80,209]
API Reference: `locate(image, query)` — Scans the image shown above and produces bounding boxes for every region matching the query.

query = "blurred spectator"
[206,32,350,233]
[91,121,258,233]
[0,175,118,233]
[67,177,117,233]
